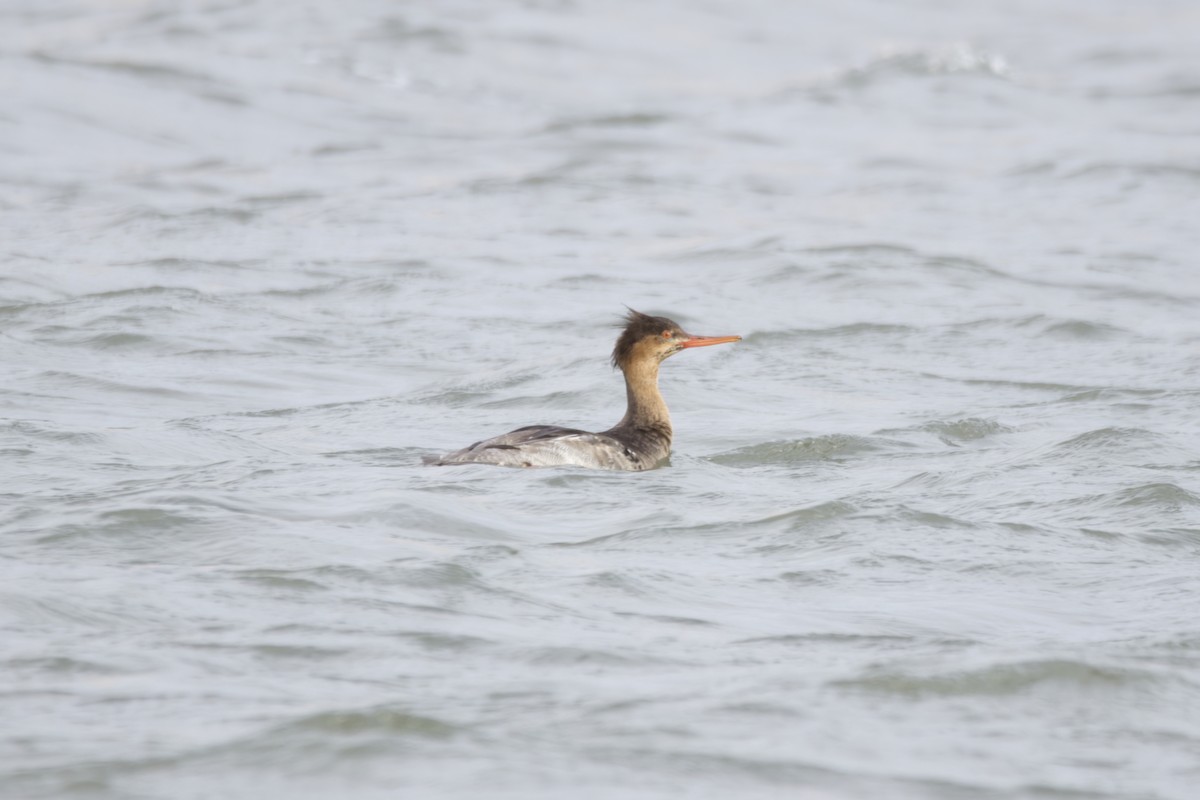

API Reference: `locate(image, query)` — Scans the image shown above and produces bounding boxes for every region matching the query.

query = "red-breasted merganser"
[428,310,741,470]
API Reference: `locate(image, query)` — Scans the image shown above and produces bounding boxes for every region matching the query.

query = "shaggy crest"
[611,308,684,369]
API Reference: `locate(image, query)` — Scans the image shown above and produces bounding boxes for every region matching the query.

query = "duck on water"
[427,310,741,470]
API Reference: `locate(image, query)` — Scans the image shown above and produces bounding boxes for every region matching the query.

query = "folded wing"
[428,425,648,470]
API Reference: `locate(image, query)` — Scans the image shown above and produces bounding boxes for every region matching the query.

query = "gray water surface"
[4,1,1200,798]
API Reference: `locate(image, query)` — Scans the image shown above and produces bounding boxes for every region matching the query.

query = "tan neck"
[613,358,672,434]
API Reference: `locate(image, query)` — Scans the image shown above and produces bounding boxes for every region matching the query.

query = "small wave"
[1110,482,1200,510]
[478,389,592,410]
[393,562,482,589]
[739,632,913,646]
[525,646,671,667]
[750,323,916,343]
[1066,162,1200,183]
[104,205,259,227]
[581,569,666,597]
[805,242,917,257]
[836,658,1155,697]
[320,447,420,466]
[111,259,256,272]
[1045,427,1174,460]
[183,206,259,223]
[657,235,784,263]
[1054,388,1167,406]
[541,112,674,134]
[48,331,165,351]
[412,367,546,408]
[394,630,493,652]
[374,17,464,50]
[311,140,380,156]
[1010,160,1200,191]
[562,499,858,548]
[758,500,860,529]
[37,506,202,545]
[949,375,1094,393]
[897,507,978,529]
[29,51,215,85]
[0,594,126,629]
[241,191,321,207]
[776,569,843,586]
[550,271,618,284]
[2,420,104,444]
[4,655,122,675]
[949,314,1130,340]
[1042,320,1127,340]
[233,569,329,593]
[279,707,456,737]
[32,370,202,400]
[759,246,1011,288]
[614,611,716,627]
[8,285,217,319]
[709,435,907,467]
[918,417,1012,443]
[1035,483,1200,534]
[821,43,1011,91]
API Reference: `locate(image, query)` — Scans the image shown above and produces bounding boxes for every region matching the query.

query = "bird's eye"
[662,330,673,339]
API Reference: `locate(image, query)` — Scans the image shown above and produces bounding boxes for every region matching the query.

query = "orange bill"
[679,334,742,348]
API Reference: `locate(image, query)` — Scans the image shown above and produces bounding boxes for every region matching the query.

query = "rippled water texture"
[3,1,1200,798]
